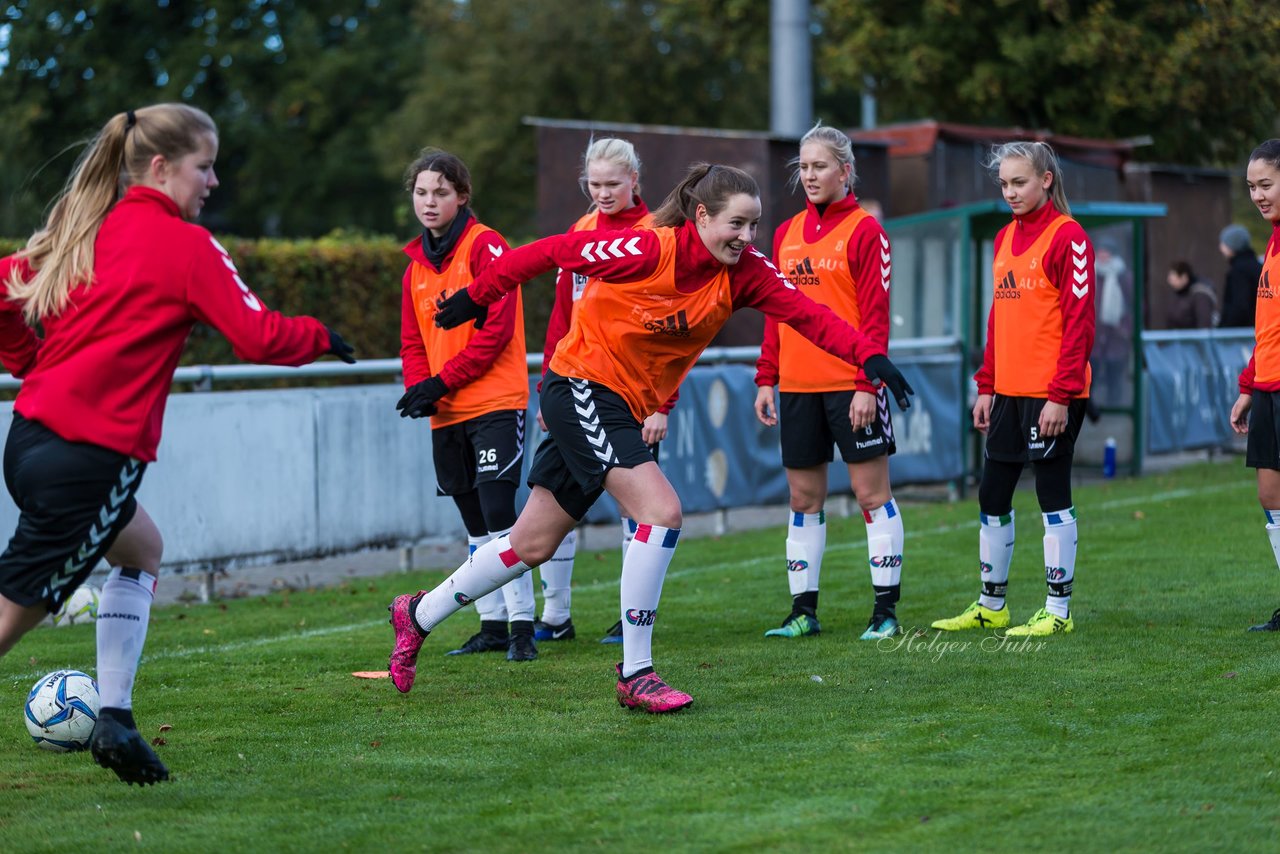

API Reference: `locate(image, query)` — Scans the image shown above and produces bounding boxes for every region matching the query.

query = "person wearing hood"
[1219,223,1263,328]
[1165,260,1218,329]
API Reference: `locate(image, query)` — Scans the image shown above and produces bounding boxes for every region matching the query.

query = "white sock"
[1042,507,1077,618]
[95,567,157,710]
[539,529,577,624]
[865,498,904,614]
[621,516,637,560]
[472,589,507,622]
[1265,511,1280,572]
[414,535,530,632]
[501,573,536,623]
[786,510,826,597]
[493,527,536,622]
[619,524,680,678]
[978,510,1015,611]
[465,534,507,622]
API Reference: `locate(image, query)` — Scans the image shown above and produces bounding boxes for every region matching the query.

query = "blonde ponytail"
[8,103,217,324]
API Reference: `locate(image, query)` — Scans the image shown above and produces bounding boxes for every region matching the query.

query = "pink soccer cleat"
[615,663,693,714]
[388,592,428,693]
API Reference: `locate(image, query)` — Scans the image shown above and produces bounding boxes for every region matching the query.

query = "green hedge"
[0,234,557,366]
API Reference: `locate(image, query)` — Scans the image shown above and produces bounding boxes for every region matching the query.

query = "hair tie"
[126,110,136,129]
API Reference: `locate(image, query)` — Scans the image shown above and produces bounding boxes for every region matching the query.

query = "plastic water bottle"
[1103,437,1117,479]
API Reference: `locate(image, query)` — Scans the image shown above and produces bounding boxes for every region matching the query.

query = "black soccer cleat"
[1248,608,1280,632]
[90,708,170,786]
[507,622,539,661]
[445,630,509,655]
[506,634,539,661]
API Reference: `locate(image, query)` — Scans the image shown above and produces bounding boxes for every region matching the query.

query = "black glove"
[396,376,448,419]
[863,354,914,411]
[434,288,488,330]
[327,327,356,364]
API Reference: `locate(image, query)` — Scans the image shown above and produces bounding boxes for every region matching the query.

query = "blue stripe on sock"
[662,528,681,548]
[1267,509,1280,526]
[883,499,897,519]
[792,511,805,527]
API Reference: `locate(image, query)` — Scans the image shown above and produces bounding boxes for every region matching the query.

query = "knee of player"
[788,495,825,515]
[521,541,559,567]
[646,501,682,531]
[1259,482,1280,510]
[146,531,165,571]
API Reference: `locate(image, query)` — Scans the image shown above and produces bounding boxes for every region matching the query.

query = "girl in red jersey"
[388,163,913,713]
[1228,139,1280,632]
[0,104,353,784]
[932,141,1095,637]
[532,137,677,646]
[396,149,537,661]
[754,122,905,642]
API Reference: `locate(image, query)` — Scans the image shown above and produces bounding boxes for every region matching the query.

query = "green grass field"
[3,460,1279,851]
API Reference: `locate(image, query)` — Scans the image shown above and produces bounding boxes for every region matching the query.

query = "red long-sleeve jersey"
[974,202,1095,404]
[755,195,890,392]
[398,216,520,391]
[468,220,880,377]
[0,186,330,462]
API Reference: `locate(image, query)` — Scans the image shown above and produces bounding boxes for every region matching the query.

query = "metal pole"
[770,0,812,137]
[861,73,877,130]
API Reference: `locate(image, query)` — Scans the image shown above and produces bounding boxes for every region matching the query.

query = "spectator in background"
[1091,238,1133,406]
[1165,260,1218,329]
[1219,224,1262,328]
[860,198,885,221]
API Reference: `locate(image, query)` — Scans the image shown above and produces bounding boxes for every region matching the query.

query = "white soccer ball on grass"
[24,669,101,752]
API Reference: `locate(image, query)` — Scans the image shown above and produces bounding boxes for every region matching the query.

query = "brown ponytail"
[651,163,759,228]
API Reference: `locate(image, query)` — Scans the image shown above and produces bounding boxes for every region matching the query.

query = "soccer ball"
[52,584,100,627]
[24,670,100,752]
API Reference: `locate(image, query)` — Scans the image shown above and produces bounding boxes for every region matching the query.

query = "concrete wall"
[0,385,461,574]
[0,345,964,576]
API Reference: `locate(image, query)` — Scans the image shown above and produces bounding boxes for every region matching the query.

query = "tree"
[0,0,423,237]
[816,0,1280,165]
[376,0,772,240]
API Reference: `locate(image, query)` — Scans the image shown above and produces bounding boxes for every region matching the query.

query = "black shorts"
[1247,390,1280,469]
[984,395,1088,463]
[0,414,146,612]
[431,410,526,496]
[779,387,895,468]
[528,371,655,520]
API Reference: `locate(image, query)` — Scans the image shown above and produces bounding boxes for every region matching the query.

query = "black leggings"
[978,454,1073,517]
[452,480,518,537]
